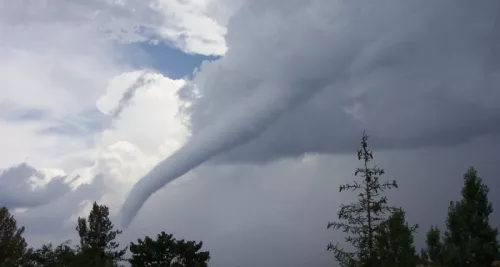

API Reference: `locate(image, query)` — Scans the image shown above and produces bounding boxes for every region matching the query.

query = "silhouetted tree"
[129,232,177,267]
[173,239,210,267]
[422,225,444,267]
[327,132,398,267]
[129,231,210,267]
[76,202,126,266]
[443,167,499,267]
[0,207,30,267]
[29,241,76,267]
[376,208,418,267]
[419,248,430,266]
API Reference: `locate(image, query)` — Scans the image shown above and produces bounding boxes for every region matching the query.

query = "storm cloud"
[184,0,500,163]
[122,0,500,225]
[0,164,71,208]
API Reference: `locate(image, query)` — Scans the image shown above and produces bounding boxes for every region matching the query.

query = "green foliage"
[0,202,212,267]
[76,202,127,266]
[443,167,499,267]
[29,246,117,267]
[376,208,418,267]
[129,232,177,267]
[173,239,210,267]
[419,248,430,266]
[327,132,399,267]
[325,137,499,267]
[0,207,30,267]
[129,231,210,267]
[424,225,444,266]
[29,241,77,267]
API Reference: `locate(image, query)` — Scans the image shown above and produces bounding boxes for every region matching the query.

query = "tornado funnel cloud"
[119,83,323,228]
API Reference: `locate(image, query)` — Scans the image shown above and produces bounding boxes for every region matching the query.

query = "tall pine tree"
[327,132,398,267]
[443,167,499,267]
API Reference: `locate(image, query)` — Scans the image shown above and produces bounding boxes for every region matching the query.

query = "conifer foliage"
[76,202,127,266]
[442,167,499,267]
[0,207,29,267]
[128,231,210,267]
[376,209,418,267]
[327,132,399,267]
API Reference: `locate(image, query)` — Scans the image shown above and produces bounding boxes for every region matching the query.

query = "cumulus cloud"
[0,0,202,167]
[92,72,189,211]
[0,0,189,227]
[8,70,190,244]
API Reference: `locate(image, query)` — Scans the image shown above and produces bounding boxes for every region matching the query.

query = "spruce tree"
[327,132,398,267]
[443,167,499,267]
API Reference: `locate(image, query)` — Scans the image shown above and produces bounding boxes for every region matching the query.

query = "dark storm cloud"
[181,0,500,163]
[0,163,71,208]
[122,0,500,226]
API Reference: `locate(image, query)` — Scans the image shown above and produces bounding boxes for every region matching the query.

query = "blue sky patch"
[119,41,220,79]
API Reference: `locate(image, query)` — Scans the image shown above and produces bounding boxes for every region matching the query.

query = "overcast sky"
[0,1,499,266]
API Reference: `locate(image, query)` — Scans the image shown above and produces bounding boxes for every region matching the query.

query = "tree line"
[0,132,498,267]
[0,202,209,267]
[328,132,499,267]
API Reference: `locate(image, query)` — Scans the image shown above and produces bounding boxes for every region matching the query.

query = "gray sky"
[0,0,499,266]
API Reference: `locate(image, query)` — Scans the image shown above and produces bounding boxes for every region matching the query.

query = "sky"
[0,0,499,266]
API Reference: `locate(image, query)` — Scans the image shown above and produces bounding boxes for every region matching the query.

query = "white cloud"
[2,66,191,245]
[0,0,240,56]
[0,0,189,224]
[88,71,189,211]
[98,71,187,155]
[153,0,231,56]
[0,17,130,170]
